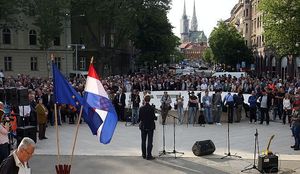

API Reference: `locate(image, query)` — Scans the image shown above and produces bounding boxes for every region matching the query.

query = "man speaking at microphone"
[138,95,157,160]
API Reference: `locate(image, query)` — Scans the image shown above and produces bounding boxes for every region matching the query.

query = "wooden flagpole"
[68,57,93,169]
[51,54,61,165]
[90,56,94,64]
[54,103,61,164]
[69,105,84,166]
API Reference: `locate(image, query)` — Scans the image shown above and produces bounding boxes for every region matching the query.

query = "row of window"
[3,56,61,71]
[252,15,262,32]
[251,0,260,16]
[252,35,264,47]
[243,16,262,34]
[2,29,60,46]
[2,56,88,72]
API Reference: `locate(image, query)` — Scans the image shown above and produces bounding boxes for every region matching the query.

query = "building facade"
[229,0,300,79]
[0,15,73,78]
[180,0,208,60]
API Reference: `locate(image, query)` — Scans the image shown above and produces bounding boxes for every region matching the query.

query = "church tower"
[180,0,189,43]
[190,0,198,31]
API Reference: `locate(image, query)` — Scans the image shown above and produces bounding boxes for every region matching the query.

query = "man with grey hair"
[0,137,35,174]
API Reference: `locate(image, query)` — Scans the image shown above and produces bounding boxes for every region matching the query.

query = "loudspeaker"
[0,88,4,102]
[5,87,17,106]
[17,116,30,127]
[16,126,37,146]
[17,88,29,106]
[258,154,278,173]
[192,140,215,156]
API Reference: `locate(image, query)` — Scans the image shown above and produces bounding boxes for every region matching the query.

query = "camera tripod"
[241,129,260,173]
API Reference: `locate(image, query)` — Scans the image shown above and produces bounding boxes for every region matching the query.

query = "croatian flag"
[84,63,118,144]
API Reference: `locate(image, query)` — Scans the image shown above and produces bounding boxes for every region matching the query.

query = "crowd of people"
[0,70,299,166]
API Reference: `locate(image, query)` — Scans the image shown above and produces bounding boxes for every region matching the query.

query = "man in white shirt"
[0,137,35,174]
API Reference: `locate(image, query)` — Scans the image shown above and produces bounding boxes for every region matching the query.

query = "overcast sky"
[167,0,238,38]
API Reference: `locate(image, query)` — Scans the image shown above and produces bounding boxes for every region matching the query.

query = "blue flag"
[52,63,83,107]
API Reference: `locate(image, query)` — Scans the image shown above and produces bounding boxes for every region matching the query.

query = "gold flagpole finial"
[90,57,94,64]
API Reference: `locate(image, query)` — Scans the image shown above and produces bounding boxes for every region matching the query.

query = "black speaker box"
[16,126,37,146]
[0,88,4,102]
[192,140,215,156]
[258,154,278,173]
[5,87,17,106]
[17,88,29,106]
[17,116,30,127]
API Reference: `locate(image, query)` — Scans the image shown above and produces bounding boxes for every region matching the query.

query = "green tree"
[0,0,24,29]
[202,48,215,65]
[71,0,179,72]
[173,49,184,63]
[209,21,252,68]
[132,1,180,66]
[70,0,140,75]
[259,0,300,56]
[26,0,68,50]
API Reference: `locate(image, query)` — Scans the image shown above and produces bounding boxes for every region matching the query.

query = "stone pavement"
[30,119,300,174]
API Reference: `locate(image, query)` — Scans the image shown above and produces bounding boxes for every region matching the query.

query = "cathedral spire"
[182,0,187,18]
[190,0,198,31]
[180,0,189,42]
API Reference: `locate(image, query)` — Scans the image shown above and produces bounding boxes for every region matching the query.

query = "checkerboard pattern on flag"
[84,64,118,144]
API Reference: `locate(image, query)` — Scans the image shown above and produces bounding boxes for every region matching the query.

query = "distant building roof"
[189,30,207,43]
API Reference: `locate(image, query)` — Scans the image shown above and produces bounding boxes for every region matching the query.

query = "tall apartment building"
[0,15,73,78]
[229,0,300,79]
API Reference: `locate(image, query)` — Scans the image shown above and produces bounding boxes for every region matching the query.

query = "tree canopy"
[26,0,68,50]
[259,0,300,56]
[202,48,215,65]
[209,21,252,67]
[0,0,24,29]
[71,0,179,66]
[131,0,180,65]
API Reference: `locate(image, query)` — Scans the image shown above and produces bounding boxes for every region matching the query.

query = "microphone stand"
[221,105,241,159]
[156,109,171,157]
[185,107,189,128]
[241,129,260,172]
[167,112,184,158]
[156,109,184,158]
[193,107,198,127]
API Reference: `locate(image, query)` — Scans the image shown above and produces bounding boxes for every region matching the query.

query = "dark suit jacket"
[114,93,126,107]
[120,93,126,107]
[0,154,19,174]
[138,103,157,130]
[42,94,54,110]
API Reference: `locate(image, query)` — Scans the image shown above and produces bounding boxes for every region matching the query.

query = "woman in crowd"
[0,109,9,163]
[176,93,184,124]
[283,93,292,125]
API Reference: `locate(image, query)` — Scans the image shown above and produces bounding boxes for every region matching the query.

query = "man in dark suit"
[0,137,35,174]
[138,95,157,160]
[114,89,126,121]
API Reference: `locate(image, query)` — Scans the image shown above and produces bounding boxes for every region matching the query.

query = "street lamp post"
[295,42,300,78]
[68,44,85,76]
